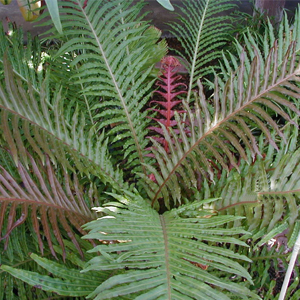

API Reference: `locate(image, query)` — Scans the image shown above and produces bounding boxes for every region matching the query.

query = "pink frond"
[147,56,187,154]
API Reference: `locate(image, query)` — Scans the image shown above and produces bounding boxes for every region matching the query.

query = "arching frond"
[176,124,300,299]
[255,148,300,238]
[0,237,95,300]
[215,156,300,239]
[0,243,61,300]
[168,0,236,101]
[0,55,126,192]
[1,253,100,297]
[0,22,102,129]
[189,122,300,245]
[227,235,300,299]
[0,151,98,259]
[44,0,167,175]
[145,35,300,208]
[82,191,259,300]
[1,0,300,298]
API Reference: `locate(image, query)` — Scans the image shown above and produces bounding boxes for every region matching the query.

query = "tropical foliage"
[0,0,300,299]
[0,0,174,32]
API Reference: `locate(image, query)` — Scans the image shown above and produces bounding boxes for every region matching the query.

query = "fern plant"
[0,0,300,299]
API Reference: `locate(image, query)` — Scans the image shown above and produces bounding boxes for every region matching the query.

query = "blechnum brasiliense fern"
[0,0,300,299]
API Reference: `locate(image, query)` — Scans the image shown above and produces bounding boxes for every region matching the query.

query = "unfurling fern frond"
[144,36,300,208]
[0,152,97,259]
[82,191,259,300]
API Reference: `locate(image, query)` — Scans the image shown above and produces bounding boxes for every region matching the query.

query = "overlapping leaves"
[1,1,300,299]
[145,35,300,208]
[0,151,97,259]
[0,54,125,192]
[45,0,166,175]
[1,253,100,297]
[0,239,102,299]
[82,191,259,300]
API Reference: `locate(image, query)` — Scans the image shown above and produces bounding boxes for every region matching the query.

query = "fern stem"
[218,201,259,211]
[159,215,172,299]
[72,52,94,129]
[0,58,40,95]
[0,251,52,275]
[251,254,289,261]
[187,0,210,103]
[119,4,147,176]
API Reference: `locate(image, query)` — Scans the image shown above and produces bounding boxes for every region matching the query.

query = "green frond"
[43,0,166,175]
[222,147,300,243]
[255,148,300,234]
[0,229,59,300]
[44,50,98,127]
[221,8,300,83]
[0,267,59,300]
[82,191,259,299]
[1,1,300,298]
[145,31,300,208]
[1,253,100,297]
[184,128,300,299]
[239,240,300,299]
[0,152,98,259]
[168,0,236,101]
[0,54,126,191]
[0,23,43,93]
[0,237,96,299]
[0,21,107,129]
[193,123,300,243]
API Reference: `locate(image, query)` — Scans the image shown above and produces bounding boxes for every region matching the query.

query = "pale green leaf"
[156,0,174,11]
[45,0,63,34]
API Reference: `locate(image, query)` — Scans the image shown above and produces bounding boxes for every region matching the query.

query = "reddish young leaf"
[148,56,187,153]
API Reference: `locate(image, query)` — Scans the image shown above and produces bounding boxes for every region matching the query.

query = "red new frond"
[147,56,187,154]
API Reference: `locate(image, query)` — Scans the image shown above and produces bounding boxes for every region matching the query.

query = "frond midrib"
[187,0,210,103]
[159,215,171,299]
[78,1,146,173]
[0,196,93,221]
[258,189,300,195]
[0,251,54,275]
